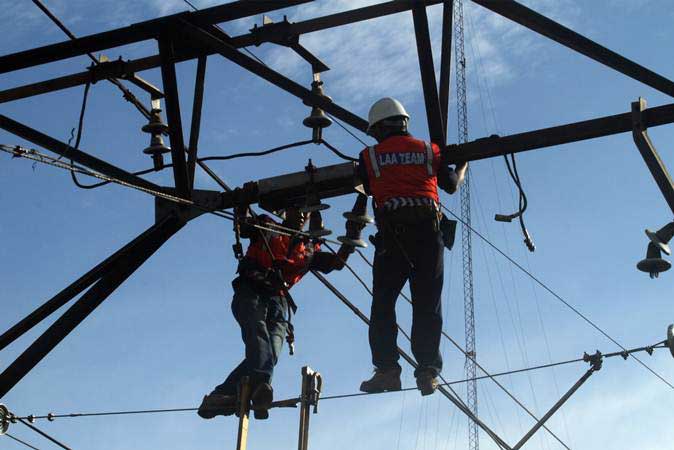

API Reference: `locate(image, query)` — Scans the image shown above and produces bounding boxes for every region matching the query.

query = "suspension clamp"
[583,350,603,371]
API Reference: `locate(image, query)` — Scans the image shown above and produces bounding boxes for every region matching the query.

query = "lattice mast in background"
[454,0,478,449]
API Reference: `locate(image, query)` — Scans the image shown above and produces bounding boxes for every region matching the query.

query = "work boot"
[251,383,273,420]
[416,370,439,396]
[359,367,402,393]
[197,393,237,419]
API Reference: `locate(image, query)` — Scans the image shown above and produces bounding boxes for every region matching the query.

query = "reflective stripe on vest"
[368,145,381,178]
[424,141,434,176]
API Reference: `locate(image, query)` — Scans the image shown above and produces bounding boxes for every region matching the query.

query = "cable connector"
[494,213,514,223]
[523,228,536,252]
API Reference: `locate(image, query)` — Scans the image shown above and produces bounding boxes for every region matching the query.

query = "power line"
[5,433,41,450]
[17,419,70,450]
[30,0,151,120]
[332,245,570,449]
[10,356,590,423]
[440,204,674,392]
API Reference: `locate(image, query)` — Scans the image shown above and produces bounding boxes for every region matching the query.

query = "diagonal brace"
[0,215,185,399]
[159,37,191,199]
[179,21,369,133]
[472,0,674,97]
[0,114,162,192]
[0,220,184,352]
[631,98,674,215]
[311,270,512,450]
[412,4,445,145]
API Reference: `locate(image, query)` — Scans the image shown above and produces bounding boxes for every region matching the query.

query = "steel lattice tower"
[454,1,478,449]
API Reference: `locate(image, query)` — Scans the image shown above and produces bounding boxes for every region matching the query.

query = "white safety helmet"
[367,97,410,135]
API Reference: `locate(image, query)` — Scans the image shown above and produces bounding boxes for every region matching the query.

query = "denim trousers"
[369,218,444,377]
[213,278,289,395]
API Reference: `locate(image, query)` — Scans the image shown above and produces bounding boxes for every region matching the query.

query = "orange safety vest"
[244,229,320,289]
[360,135,441,208]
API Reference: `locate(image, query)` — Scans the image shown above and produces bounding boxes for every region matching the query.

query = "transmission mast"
[453,0,478,449]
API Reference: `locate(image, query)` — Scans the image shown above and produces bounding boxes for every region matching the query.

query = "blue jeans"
[213,278,289,395]
[369,218,444,377]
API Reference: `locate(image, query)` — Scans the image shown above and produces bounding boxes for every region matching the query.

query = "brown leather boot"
[359,367,402,393]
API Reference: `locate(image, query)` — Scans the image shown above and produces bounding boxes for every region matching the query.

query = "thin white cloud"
[222,0,584,117]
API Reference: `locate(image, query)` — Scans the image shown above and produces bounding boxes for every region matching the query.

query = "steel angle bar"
[230,0,445,48]
[0,114,162,192]
[444,102,674,163]
[0,220,183,352]
[181,22,369,133]
[311,271,512,450]
[439,0,454,142]
[0,216,185,399]
[187,57,207,190]
[632,98,674,214]
[18,419,71,450]
[412,4,445,145]
[0,0,312,74]
[513,364,598,450]
[472,0,674,97]
[0,0,445,104]
[159,38,190,199]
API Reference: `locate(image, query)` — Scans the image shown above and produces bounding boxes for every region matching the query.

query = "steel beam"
[0,0,446,104]
[187,57,207,190]
[0,216,184,399]
[0,114,162,192]
[311,271,512,450]
[159,38,190,199]
[472,0,674,97]
[632,98,674,214]
[439,0,454,143]
[445,102,674,163]
[0,221,181,352]
[181,22,369,132]
[513,366,597,450]
[412,4,445,145]
[0,0,312,74]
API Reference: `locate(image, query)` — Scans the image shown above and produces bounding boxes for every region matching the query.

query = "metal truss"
[1,1,674,449]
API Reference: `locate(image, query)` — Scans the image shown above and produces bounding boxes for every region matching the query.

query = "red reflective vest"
[360,135,441,207]
[245,228,320,289]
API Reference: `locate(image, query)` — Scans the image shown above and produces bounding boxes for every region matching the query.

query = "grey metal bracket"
[154,188,224,224]
[632,97,674,214]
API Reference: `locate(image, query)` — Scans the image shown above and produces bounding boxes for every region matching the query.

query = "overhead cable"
[352,244,569,448]
[17,419,70,450]
[30,0,151,120]
[5,433,41,450]
[441,204,674,391]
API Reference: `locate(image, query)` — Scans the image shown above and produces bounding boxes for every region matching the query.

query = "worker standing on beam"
[358,98,467,395]
[198,207,354,420]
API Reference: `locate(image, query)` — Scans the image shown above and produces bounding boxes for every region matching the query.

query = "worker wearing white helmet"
[358,97,467,396]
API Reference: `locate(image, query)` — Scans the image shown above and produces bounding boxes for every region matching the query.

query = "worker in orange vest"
[198,206,354,419]
[358,98,467,395]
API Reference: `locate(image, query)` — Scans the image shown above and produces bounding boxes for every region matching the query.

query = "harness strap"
[368,145,381,178]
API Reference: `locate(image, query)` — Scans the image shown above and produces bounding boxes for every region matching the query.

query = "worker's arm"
[310,245,354,274]
[437,159,468,195]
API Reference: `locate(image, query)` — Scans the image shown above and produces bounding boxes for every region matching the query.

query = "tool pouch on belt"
[440,213,457,251]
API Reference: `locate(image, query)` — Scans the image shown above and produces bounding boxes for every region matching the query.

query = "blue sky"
[1,1,674,449]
